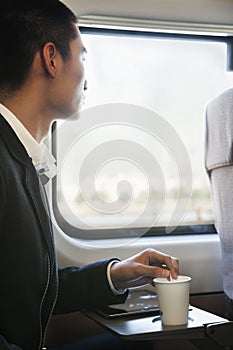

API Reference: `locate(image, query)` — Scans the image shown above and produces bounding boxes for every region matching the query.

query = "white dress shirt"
[0,103,124,295]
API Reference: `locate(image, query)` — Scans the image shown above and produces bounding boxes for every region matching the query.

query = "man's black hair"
[0,0,78,95]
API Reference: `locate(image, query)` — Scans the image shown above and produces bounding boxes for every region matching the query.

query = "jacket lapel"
[0,114,55,255]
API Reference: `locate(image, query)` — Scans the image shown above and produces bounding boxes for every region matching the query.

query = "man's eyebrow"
[82,47,87,54]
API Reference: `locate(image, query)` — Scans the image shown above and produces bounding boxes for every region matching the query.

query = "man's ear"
[41,42,58,78]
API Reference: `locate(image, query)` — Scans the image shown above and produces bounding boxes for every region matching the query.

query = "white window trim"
[78,15,233,36]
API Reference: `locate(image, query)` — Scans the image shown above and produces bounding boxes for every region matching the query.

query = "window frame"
[51,26,233,240]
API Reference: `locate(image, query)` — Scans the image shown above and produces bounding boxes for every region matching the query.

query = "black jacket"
[0,115,127,350]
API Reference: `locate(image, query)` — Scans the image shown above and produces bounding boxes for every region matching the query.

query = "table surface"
[85,306,228,341]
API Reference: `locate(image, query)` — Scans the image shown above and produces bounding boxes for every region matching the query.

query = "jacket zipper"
[38,252,58,350]
[38,253,50,350]
[41,267,58,350]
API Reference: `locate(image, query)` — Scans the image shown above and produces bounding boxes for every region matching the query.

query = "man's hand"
[110,248,179,290]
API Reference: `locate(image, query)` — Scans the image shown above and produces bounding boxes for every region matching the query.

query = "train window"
[52,22,233,240]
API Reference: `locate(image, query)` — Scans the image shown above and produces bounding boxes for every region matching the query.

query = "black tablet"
[95,305,160,319]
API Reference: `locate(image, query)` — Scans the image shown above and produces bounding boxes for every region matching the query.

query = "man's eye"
[82,50,87,61]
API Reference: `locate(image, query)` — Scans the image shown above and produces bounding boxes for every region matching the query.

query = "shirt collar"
[0,103,57,179]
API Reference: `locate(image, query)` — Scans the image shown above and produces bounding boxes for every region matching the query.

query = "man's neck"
[1,96,51,143]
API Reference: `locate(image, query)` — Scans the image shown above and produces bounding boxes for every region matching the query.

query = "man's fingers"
[165,256,179,279]
[145,249,179,277]
[138,265,176,281]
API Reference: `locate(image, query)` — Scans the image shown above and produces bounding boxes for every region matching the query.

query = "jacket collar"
[0,114,32,166]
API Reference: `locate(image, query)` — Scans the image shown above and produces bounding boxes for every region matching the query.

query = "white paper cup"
[153,275,191,326]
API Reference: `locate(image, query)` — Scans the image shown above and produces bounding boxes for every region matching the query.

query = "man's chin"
[67,110,82,121]
[54,102,83,121]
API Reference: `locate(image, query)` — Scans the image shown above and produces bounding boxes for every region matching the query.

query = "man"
[0,1,179,349]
